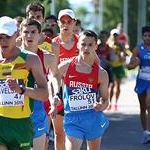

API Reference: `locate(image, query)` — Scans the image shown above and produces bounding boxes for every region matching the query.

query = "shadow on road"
[101,113,150,150]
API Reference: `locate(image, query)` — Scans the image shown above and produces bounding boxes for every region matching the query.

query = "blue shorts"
[135,78,150,94]
[64,111,109,140]
[31,101,49,138]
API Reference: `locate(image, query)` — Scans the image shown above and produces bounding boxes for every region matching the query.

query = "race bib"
[69,93,97,111]
[0,80,24,106]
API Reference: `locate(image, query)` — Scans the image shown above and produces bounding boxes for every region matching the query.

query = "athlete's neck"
[22,45,38,54]
[1,47,21,62]
[60,33,74,43]
[78,55,95,68]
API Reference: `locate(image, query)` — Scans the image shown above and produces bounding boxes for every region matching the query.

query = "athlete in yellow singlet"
[0,16,48,150]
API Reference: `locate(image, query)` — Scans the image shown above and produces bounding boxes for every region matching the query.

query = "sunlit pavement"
[101,78,150,150]
[106,78,139,114]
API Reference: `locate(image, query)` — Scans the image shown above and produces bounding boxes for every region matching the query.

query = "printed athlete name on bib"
[68,81,96,111]
[139,66,150,81]
[0,79,24,106]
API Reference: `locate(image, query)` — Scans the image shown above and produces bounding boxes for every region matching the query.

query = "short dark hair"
[26,2,45,18]
[42,28,53,34]
[75,19,81,26]
[142,26,150,35]
[45,15,57,22]
[42,23,54,34]
[99,30,109,37]
[79,30,98,43]
[20,18,41,33]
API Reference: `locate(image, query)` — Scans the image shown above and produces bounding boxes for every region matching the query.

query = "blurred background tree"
[0,0,70,18]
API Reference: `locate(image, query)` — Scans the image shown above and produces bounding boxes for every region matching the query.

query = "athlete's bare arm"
[51,40,60,60]
[127,46,140,70]
[93,66,109,111]
[58,60,71,78]
[44,52,60,94]
[44,52,61,118]
[26,53,49,100]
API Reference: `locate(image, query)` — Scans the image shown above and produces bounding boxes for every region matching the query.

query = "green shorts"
[0,116,33,150]
[112,66,126,79]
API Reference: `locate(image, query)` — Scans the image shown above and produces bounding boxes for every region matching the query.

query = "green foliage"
[75,7,89,29]
[0,0,70,18]
[54,0,70,17]
[128,0,138,49]
[147,0,150,26]
[103,0,123,31]
[76,7,88,16]
[0,0,31,17]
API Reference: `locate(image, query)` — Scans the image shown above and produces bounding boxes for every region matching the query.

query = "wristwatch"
[54,92,62,99]
[19,86,26,95]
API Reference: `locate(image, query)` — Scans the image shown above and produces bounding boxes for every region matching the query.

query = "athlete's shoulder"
[58,58,74,77]
[21,49,37,57]
[21,49,39,62]
[44,50,56,60]
[52,35,60,43]
[98,66,109,82]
